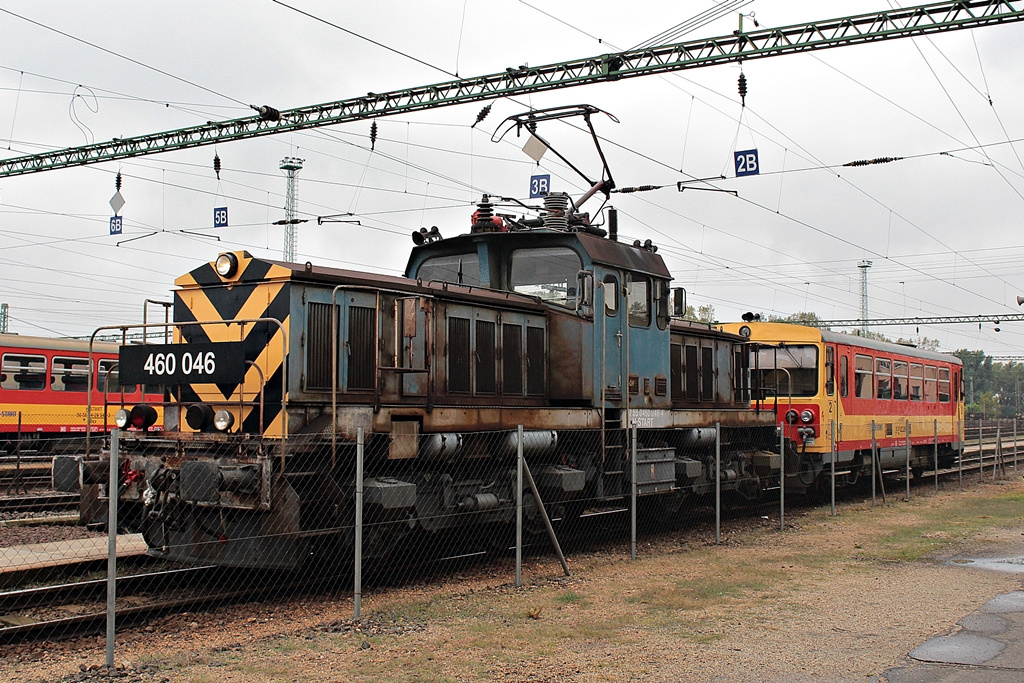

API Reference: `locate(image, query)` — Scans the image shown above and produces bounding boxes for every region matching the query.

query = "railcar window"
[840,355,849,397]
[1,354,46,391]
[855,354,873,399]
[510,248,581,308]
[875,358,892,400]
[417,253,482,287]
[97,360,135,394]
[925,366,938,402]
[893,360,909,400]
[908,363,923,401]
[51,357,90,392]
[753,345,818,397]
[939,367,951,402]
[627,275,650,327]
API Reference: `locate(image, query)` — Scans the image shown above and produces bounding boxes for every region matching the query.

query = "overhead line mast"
[0,0,1021,178]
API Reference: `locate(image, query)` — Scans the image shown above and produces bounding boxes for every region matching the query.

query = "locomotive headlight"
[215,252,239,278]
[800,409,814,423]
[738,325,751,338]
[213,409,235,432]
[129,405,158,430]
[785,409,799,424]
[185,404,215,431]
[114,408,131,429]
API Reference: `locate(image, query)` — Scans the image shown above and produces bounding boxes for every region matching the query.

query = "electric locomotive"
[59,195,782,570]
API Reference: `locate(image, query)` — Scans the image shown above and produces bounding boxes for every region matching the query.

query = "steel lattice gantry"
[810,313,1024,327]
[1,0,1022,178]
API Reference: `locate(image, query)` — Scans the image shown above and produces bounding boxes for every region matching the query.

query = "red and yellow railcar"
[0,333,161,451]
[718,322,964,483]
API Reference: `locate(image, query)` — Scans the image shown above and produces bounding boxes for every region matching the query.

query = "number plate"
[119,342,246,385]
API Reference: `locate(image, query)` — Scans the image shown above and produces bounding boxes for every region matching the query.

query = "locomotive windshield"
[753,344,818,397]
[416,253,482,286]
[510,247,581,308]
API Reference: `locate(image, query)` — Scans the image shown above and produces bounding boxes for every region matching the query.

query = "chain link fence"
[0,417,1019,662]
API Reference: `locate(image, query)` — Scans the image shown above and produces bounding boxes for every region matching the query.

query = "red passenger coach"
[0,333,161,451]
[719,322,964,486]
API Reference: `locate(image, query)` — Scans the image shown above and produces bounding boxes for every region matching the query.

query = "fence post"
[830,418,836,517]
[958,419,963,490]
[871,420,877,507]
[516,424,523,587]
[979,421,984,481]
[106,429,120,670]
[994,424,1001,482]
[715,423,721,544]
[933,419,938,493]
[354,427,364,619]
[779,421,785,532]
[905,420,911,502]
[630,426,637,561]
[1015,418,1018,473]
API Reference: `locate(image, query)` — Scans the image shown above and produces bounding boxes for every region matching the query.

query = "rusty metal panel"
[701,345,714,401]
[502,323,523,395]
[389,419,419,459]
[685,344,698,400]
[475,320,496,394]
[347,305,375,390]
[448,317,471,393]
[547,312,588,401]
[526,326,545,396]
[305,301,335,390]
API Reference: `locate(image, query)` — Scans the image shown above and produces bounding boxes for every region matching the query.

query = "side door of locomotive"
[598,270,625,410]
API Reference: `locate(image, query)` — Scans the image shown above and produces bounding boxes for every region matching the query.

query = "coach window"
[511,247,582,309]
[876,358,892,400]
[52,357,90,392]
[924,366,938,402]
[627,274,650,327]
[938,368,951,402]
[855,354,873,399]
[840,355,849,397]
[1,354,46,391]
[893,360,909,400]
[906,363,921,401]
[97,359,136,394]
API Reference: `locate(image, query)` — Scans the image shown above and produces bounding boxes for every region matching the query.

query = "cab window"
[839,355,848,397]
[627,275,650,327]
[603,275,618,316]
[510,247,581,308]
[417,253,481,287]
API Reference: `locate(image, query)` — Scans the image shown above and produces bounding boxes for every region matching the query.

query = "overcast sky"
[1,0,1023,355]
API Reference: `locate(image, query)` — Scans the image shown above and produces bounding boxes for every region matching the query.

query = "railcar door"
[823,344,838,449]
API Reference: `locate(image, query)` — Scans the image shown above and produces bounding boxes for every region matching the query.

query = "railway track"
[0,493,78,515]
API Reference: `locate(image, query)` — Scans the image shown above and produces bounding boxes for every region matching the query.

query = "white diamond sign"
[109,191,125,214]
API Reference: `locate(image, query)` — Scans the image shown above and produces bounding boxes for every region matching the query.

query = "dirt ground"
[3,476,1023,683]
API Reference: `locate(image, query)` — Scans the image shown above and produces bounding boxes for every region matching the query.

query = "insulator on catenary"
[843,156,904,167]
[213,153,222,180]
[370,121,378,151]
[738,72,748,106]
[115,171,122,191]
[471,104,492,128]
[615,185,661,193]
